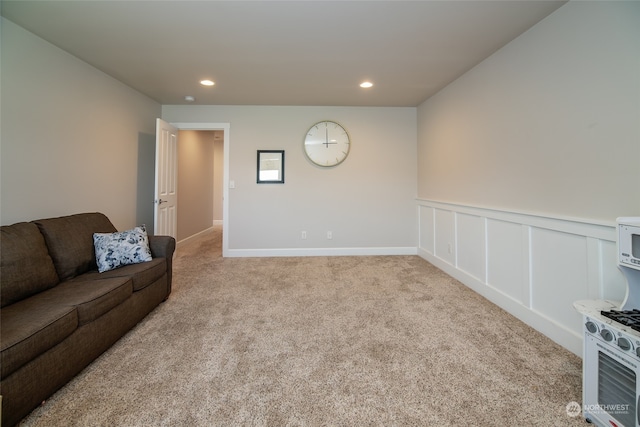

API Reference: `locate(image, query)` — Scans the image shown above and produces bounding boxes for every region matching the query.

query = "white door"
[154,118,178,238]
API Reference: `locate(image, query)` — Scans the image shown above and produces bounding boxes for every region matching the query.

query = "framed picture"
[257,150,285,184]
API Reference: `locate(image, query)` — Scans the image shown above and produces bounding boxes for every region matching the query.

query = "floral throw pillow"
[93,225,153,273]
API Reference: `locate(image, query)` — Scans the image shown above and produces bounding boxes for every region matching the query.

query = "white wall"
[416,1,640,356]
[417,1,639,222]
[162,105,418,255]
[0,18,161,229]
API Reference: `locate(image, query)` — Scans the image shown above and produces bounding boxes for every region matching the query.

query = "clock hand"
[323,127,339,147]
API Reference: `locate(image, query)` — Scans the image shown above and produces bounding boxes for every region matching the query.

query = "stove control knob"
[601,329,614,342]
[585,321,598,333]
[636,347,640,358]
[618,337,632,351]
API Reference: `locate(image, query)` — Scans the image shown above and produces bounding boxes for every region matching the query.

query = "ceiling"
[1,0,567,107]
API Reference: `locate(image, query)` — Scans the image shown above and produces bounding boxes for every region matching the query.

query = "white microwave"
[618,217,640,271]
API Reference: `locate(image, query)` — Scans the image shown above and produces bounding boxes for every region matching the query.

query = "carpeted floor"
[20,227,585,426]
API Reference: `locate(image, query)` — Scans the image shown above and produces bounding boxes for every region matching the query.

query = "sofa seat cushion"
[1,222,60,307]
[45,277,133,326]
[70,258,167,292]
[1,301,78,379]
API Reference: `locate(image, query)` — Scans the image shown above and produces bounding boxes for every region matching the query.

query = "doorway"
[176,130,223,244]
[172,122,230,257]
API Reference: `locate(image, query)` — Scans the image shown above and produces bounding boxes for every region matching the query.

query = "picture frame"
[257,150,285,184]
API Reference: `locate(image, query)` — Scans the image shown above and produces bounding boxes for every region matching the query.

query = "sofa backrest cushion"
[34,213,117,281]
[1,222,60,307]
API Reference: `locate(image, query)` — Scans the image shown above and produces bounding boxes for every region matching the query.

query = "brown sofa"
[0,213,176,427]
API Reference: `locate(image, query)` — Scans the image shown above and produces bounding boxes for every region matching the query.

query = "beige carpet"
[20,228,585,426]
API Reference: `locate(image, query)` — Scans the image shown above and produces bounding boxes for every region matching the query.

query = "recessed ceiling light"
[200,79,215,86]
[185,95,195,102]
[360,81,373,88]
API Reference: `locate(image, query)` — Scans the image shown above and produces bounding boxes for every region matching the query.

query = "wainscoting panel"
[456,213,486,283]
[434,208,455,265]
[419,206,435,255]
[530,227,589,334]
[602,239,628,300]
[486,219,526,305]
[417,199,626,357]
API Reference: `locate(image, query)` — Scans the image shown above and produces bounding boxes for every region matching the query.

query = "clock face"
[304,121,351,167]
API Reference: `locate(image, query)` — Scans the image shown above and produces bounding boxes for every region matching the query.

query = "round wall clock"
[303,120,351,167]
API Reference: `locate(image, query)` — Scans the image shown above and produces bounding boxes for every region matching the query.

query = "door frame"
[172,122,230,257]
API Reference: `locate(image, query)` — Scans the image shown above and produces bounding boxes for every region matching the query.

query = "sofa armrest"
[148,235,176,297]
[148,235,175,259]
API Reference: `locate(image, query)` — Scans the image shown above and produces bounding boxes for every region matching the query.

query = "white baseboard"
[225,246,418,258]
[177,226,215,248]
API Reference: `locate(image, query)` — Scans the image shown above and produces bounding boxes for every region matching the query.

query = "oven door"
[584,333,640,427]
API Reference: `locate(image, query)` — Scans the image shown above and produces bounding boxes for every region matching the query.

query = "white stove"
[575,299,640,427]
[574,218,640,427]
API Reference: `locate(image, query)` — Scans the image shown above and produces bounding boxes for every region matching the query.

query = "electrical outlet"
[327,231,333,240]
[301,231,307,240]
